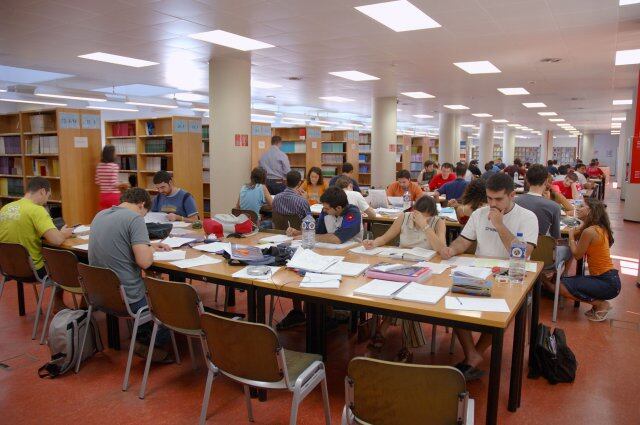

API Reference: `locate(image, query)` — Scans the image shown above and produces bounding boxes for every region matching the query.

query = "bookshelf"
[514,146,540,164]
[320,130,359,180]
[272,126,321,179]
[396,135,411,172]
[553,147,577,165]
[459,140,467,163]
[202,124,210,218]
[0,113,23,206]
[470,145,479,161]
[429,138,439,163]
[493,144,503,160]
[250,122,272,169]
[358,132,371,186]
[410,137,427,180]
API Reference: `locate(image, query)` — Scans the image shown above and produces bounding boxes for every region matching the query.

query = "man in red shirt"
[586,160,605,179]
[552,173,580,199]
[428,162,456,190]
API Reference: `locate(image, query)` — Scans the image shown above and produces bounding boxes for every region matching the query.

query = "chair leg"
[289,392,302,425]
[430,325,437,354]
[553,268,562,323]
[188,336,197,370]
[139,322,159,399]
[31,281,46,340]
[39,285,57,344]
[449,332,456,354]
[214,284,219,304]
[171,331,181,365]
[199,368,215,425]
[243,385,254,422]
[268,295,275,327]
[321,375,331,425]
[122,315,142,392]
[0,275,6,300]
[75,305,93,373]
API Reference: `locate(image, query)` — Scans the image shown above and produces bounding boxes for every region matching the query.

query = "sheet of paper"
[161,237,197,248]
[444,296,510,313]
[387,197,404,207]
[171,221,191,228]
[314,240,359,250]
[414,262,450,274]
[300,272,341,288]
[259,234,293,244]
[323,261,370,277]
[77,234,90,240]
[144,212,168,223]
[193,242,231,254]
[438,207,458,221]
[473,258,537,272]
[452,266,493,280]
[72,225,90,234]
[440,256,477,266]
[232,266,281,281]
[170,255,221,269]
[153,250,187,261]
[170,227,191,236]
[349,246,385,256]
[353,279,408,299]
[394,283,449,304]
[372,263,405,272]
[310,203,324,214]
[287,248,343,273]
[375,207,402,215]
[74,243,89,251]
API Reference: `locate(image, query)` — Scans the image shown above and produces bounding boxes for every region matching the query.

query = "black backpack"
[528,323,577,384]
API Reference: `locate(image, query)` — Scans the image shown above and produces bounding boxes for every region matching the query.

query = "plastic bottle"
[301,214,316,249]
[508,232,527,284]
[402,190,411,210]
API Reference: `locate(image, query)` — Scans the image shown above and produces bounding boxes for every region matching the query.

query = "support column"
[542,130,553,163]
[502,127,515,164]
[371,97,397,188]
[209,57,251,214]
[478,122,494,167]
[460,129,471,162]
[439,112,458,164]
[617,115,627,188]
[581,133,594,163]
[624,70,640,221]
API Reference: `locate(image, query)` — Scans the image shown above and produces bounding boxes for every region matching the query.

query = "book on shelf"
[110,138,136,154]
[144,156,169,171]
[203,170,210,181]
[144,121,155,136]
[321,166,337,177]
[280,141,306,153]
[358,144,371,152]
[202,141,209,153]
[145,139,172,153]
[27,136,59,154]
[321,153,344,164]
[291,168,305,179]
[110,122,135,137]
[1,177,25,197]
[321,142,344,153]
[0,136,21,154]
[202,126,209,139]
[29,114,55,133]
[202,156,209,168]
[117,156,136,170]
[0,157,22,174]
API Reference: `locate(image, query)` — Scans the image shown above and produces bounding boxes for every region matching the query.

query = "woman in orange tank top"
[560,198,621,322]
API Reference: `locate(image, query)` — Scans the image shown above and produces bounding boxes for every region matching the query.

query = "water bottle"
[508,232,527,284]
[402,190,411,210]
[301,214,316,249]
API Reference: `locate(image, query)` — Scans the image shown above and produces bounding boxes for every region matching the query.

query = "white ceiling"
[1,0,640,133]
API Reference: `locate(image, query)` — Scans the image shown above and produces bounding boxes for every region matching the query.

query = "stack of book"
[0,136,21,154]
[110,122,135,137]
[451,266,493,297]
[144,157,168,171]
[110,138,136,154]
[145,139,172,153]
[0,178,25,196]
[27,136,59,154]
[32,158,59,176]
[365,263,433,283]
[0,157,22,174]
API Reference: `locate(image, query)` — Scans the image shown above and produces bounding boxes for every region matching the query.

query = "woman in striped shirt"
[95,145,123,210]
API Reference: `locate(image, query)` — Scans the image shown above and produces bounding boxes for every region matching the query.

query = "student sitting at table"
[547,160,559,176]
[328,162,361,193]
[552,172,581,200]
[272,170,311,220]
[237,167,272,221]
[0,177,73,311]
[481,162,496,181]
[468,159,482,178]
[574,163,595,189]
[89,188,173,362]
[543,174,575,214]
[387,169,425,202]
[434,162,469,201]
[417,160,436,184]
[362,195,446,362]
[516,164,561,238]
[298,167,327,205]
[440,173,538,381]
[428,162,456,191]
[151,171,199,223]
[334,176,376,218]
[586,160,605,179]
[447,179,487,225]
[503,158,525,178]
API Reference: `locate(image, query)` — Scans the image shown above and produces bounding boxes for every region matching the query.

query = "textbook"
[365,263,433,283]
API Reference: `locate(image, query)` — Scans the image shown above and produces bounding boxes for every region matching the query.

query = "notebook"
[366,263,433,283]
[287,248,343,273]
[193,242,231,254]
[170,255,221,269]
[414,262,450,275]
[230,244,264,262]
[444,296,510,313]
[300,272,341,288]
[161,237,197,248]
[258,234,293,244]
[349,246,385,256]
[72,225,90,234]
[153,250,187,261]
[74,243,89,251]
[378,247,437,261]
[452,266,493,280]
[353,279,408,299]
[393,283,449,304]
[313,240,360,250]
[323,261,370,277]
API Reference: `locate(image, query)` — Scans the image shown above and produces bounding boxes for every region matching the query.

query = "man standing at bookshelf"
[151,171,199,223]
[259,135,290,195]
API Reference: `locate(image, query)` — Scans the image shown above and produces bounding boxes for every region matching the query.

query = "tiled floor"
[1,185,639,424]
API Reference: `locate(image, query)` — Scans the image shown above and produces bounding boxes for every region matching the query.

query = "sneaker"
[276,310,306,330]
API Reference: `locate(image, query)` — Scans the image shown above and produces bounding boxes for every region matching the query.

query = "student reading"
[151,171,199,223]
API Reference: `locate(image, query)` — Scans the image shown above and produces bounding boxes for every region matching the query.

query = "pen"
[288,220,291,228]
[456,297,463,305]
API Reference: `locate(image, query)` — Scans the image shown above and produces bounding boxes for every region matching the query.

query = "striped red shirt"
[95,162,120,194]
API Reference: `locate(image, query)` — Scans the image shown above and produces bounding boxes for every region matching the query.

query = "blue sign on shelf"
[188,119,201,133]
[81,113,100,129]
[252,125,262,136]
[173,119,187,133]
[59,112,80,129]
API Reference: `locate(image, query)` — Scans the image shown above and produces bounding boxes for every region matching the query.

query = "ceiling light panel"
[0,65,73,84]
[0,97,66,106]
[86,105,138,112]
[188,30,274,51]
[169,92,209,102]
[354,0,441,32]
[615,49,640,66]
[612,117,626,121]
[329,70,379,81]
[472,113,493,117]
[94,84,175,96]
[522,102,547,108]
[613,99,632,105]
[35,93,106,102]
[498,87,529,95]
[549,118,565,122]
[453,61,501,74]
[401,91,435,98]
[412,114,433,118]
[443,105,469,110]
[620,0,640,5]
[319,96,355,102]
[79,52,157,67]
[492,119,509,123]
[538,112,558,116]
[125,101,177,109]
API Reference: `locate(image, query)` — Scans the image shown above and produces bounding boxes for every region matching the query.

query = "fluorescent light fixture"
[412,114,433,118]
[522,102,546,108]
[460,124,476,128]
[0,89,5,92]
[192,107,209,112]
[507,123,520,127]
[615,49,640,66]
[443,104,469,110]
[319,96,355,102]
[0,65,73,83]
[188,30,274,51]
[613,99,632,105]
[498,87,529,95]
[453,61,501,74]
[125,101,178,109]
[492,119,509,123]
[252,113,275,119]
[397,108,402,112]
[354,0,441,32]
[94,84,175,97]
[282,117,307,123]
[472,113,492,117]
[329,70,379,81]
[252,80,282,89]
[538,111,557,116]
[549,118,565,122]
[612,116,626,121]
[316,120,340,126]
[35,92,106,102]
[611,123,622,128]
[620,0,640,5]
[87,105,138,112]
[171,92,208,102]
[401,91,435,99]
[78,52,157,67]
[0,97,66,106]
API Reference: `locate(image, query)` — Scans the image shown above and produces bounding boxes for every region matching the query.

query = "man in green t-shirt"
[0,177,73,309]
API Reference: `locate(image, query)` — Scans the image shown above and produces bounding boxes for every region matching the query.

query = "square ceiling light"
[329,70,379,81]
[401,91,435,98]
[522,102,547,108]
[612,116,626,121]
[613,99,632,105]
[538,111,557,116]
[616,49,640,65]
[472,113,493,117]
[167,92,209,102]
[492,119,509,123]
[0,64,73,83]
[354,0,441,32]
[79,52,158,67]
[252,80,282,89]
[188,30,274,51]
[412,114,433,118]
[549,118,565,122]
[453,61,501,74]
[94,84,176,96]
[498,87,529,95]
[319,96,355,102]
[620,0,640,5]
[444,105,469,110]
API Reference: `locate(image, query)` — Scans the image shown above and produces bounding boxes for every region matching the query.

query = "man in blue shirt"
[151,171,199,223]
[434,162,469,201]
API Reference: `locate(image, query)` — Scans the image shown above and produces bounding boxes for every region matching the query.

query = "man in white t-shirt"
[334,175,376,218]
[440,173,538,380]
[574,163,595,189]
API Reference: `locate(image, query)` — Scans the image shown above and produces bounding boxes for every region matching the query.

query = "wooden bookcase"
[320,130,359,180]
[272,126,321,180]
[0,109,102,224]
[358,132,371,186]
[493,144,504,160]
[105,116,203,218]
[514,146,540,164]
[202,124,210,218]
[250,122,272,169]
[553,147,577,165]
[395,135,412,173]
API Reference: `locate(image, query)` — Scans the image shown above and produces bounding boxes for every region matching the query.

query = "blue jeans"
[561,269,621,302]
[129,297,170,347]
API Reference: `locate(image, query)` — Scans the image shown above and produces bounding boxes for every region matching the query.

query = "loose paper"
[349,246,385,256]
[153,250,187,261]
[394,283,449,304]
[145,212,169,223]
[440,256,477,266]
[171,221,191,228]
[300,272,341,288]
[310,204,324,214]
[258,140,265,149]
[287,248,343,273]
[414,262,450,274]
[170,255,221,269]
[259,234,293,244]
[353,279,407,299]
[74,244,89,251]
[161,237,197,248]
[73,225,90,234]
[323,261,369,276]
[314,240,359,250]
[193,242,231,254]
[444,296,510,313]
[77,234,90,240]
[473,258,538,273]
[452,266,493,280]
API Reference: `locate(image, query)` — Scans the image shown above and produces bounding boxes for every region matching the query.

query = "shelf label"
[188,119,201,133]
[81,113,100,129]
[258,140,265,149]
[59,112,80,129]
[235,134,248,147]
[173,119,187,133]
[262,125,271,136]
[252,125,262,136]
[311,141,317,149]
[74,136,88,148]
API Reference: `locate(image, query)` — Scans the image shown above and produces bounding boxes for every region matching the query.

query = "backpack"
[528,323,577,384]
[38,309,103,379]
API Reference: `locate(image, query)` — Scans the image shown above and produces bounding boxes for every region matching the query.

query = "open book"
[353,279,448,304]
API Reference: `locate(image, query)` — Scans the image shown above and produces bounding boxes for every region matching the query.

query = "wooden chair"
[0,242,50,340]
[272,212,302,230]
[342,357,473,425]
[139,276,205,399]
[231,208,259,225]
[370,222,399,246]
[199,312,331,425]
[40,247,83,344]
[531,235,571,322]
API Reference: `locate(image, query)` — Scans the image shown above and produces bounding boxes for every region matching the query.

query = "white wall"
[593,134,619,176]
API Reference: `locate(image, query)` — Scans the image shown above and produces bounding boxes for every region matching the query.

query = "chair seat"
[59,285,83,294]
[284,349,322,383]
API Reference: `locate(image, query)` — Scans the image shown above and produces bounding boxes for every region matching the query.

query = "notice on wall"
[74,136,88,148]
[81,113,100,129]
[311,141,317,149]
[258,140,265,149]
[235,134,248,147]
[59,112,80,129]
[188,119,201,133]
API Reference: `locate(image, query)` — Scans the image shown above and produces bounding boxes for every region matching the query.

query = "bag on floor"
[528,323,577,384]
[37,309,103,379]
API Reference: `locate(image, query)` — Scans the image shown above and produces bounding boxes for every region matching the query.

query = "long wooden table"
[58,231,542,425]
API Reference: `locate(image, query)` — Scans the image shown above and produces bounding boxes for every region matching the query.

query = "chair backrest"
[531,235,556,268]
[371,222,399,246]
[0,242,36,280]
[231,208,259,225]
[76,263,128,317]
[346,357,467,425]
[200,312,283,383]
[272,212,302,231]
[42,247,81,289]
[143,276,202,334]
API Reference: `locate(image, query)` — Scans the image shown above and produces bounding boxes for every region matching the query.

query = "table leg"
[225,287,236,307]
[509,304,527,412]
[106,314,120,350]
[256,289,266,324]
[486,328,504,425]
[528,279,541,369]
[305,302,327,360]
[17,282,25,316]
[246,286,256,323]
